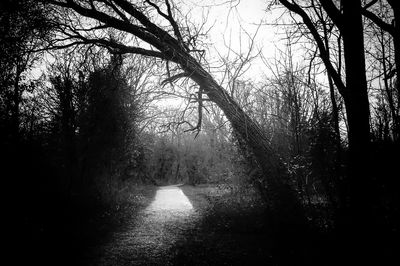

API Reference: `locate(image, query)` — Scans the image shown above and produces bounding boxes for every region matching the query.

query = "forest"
[1,0,399,265]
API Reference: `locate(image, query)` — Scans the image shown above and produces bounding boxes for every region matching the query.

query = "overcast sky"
[184,0,293,82]
[153,0,311,108]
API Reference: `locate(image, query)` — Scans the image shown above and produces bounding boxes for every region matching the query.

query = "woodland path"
[84,185,208,265]
[81,184,272,266]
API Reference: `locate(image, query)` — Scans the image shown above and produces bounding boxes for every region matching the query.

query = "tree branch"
[161,72,191,86]
[63,0,167,52]
[361,8,394,35]
[278,0,347,96]
[319,0,343,30]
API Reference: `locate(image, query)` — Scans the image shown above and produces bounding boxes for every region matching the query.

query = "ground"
[77,184,275,266]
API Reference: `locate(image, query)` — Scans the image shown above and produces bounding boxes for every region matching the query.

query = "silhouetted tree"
[45,0,308,228]
[50,73,78,196]
[0,0,50,142]
[275,0,395,262]
[363,0,400,141]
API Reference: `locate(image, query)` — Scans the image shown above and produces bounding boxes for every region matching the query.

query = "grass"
[176,184,337,266]
[168,184,274,265]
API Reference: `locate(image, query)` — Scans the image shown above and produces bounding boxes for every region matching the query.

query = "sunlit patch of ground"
[145,185,194,215]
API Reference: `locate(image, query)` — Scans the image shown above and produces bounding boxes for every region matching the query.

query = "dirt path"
[79,184,275,266]
[86,185,208,266]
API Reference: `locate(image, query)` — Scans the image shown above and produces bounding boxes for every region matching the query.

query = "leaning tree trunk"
[175,52,307,227]
[204,76,307,227]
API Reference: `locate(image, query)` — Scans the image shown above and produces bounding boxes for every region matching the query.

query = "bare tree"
[0,0,51,141]
[362,0,400,140]
[274,0,392,261]
[45,0,307,226]
[362,0,399,96]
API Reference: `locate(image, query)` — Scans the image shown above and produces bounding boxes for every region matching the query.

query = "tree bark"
[188,67,307,226]
[341,0,371,213]
[338,1,375,261]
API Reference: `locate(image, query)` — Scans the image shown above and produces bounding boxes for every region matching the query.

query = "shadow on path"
[169,185,274,266]
[81,184,278,266]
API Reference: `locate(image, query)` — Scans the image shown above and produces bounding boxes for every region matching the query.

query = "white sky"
[181,0,314,86]
[154,0,300,109]
[188,0,288,82]
[33,1,310,110]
